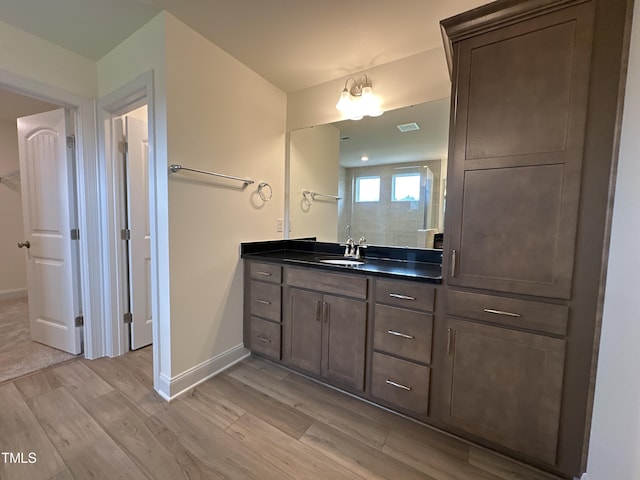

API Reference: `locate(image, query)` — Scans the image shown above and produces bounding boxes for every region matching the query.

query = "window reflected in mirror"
[288,97,449,249]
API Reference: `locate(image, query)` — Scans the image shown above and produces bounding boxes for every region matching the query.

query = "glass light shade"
[336,89,351,111]
[360,86,383,117]
[336,81,384,120]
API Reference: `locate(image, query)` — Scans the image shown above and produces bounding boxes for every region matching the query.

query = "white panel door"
[125,116,152,349]
[17,109,82,354]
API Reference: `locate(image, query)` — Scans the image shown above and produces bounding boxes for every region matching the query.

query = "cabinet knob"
[17,240,31,249]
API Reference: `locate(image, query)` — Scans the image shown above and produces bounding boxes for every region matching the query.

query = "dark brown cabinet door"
[445,3,594,299]
[284,288,322,375]
[321,294,366,391]
[442,318,566,465]
[284,286,367,391]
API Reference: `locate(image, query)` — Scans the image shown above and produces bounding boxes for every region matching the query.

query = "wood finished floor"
[0,348,562,480]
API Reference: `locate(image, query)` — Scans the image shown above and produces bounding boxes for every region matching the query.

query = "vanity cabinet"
[370,278,435,418]
[244,261,282,360]
[441,0,630,476]
[283,267,367,391]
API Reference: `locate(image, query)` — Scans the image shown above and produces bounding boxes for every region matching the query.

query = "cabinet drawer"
[249,281,281,321]
[447,290,568,336]
[375,278,435,312]
[249,316,281,360]
[370,352,430,416]
[285,267,367,299]
[249,262,282,283]
[374,304,433,364]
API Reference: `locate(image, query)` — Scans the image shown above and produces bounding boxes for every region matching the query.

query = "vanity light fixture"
[336,74,383,120]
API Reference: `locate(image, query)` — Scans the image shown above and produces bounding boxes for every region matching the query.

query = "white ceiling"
[0,0,490,165]
[336,99,450,168]
[0,0,491,93]
[0,0,161,61]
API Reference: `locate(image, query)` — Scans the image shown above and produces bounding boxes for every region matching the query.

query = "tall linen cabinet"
[438,0,632,477]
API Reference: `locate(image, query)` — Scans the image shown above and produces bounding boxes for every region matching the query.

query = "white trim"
[156,344,250,401]
[0,288,28,301]
[0,68,102,360]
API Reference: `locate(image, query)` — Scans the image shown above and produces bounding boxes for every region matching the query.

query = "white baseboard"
[0,288,27,301]
[155,344,250,401]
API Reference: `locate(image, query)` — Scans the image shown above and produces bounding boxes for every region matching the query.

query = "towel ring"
[258,182,272,201]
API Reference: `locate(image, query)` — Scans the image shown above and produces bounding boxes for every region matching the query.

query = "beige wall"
[164,15,286,375]
[0,120,26,295]
[97,12,287,388]
[289,124,340,241]
[586,1,640,478]
[97,12,172,379]
[287,48,451,131]
[0,20,96,98]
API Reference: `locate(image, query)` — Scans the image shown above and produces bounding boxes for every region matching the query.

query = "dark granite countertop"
[241,239,443,283]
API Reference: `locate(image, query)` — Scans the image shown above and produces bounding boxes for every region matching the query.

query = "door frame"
[100,90,149,357]
[98,71,166,397]
[0,68,101,358]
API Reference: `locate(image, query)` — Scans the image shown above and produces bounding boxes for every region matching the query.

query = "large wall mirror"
[288,97,449,249]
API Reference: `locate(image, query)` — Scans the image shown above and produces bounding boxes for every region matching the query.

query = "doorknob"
[17,241,30,249]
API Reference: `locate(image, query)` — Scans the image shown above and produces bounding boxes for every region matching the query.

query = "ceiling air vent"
[397,122,420,133]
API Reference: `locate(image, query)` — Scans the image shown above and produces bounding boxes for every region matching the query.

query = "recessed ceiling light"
[397,122,420,133]
[361,156,369,162]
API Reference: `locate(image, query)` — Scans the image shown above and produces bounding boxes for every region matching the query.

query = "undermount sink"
[319,258,365,266]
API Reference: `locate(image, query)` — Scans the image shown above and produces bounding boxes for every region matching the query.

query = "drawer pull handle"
[256,299,271,305]
[389,293,416,301]
[256,271,272,276]
[483,308,521,318]
[385,380,412,391]
[256,336,271,343]
[387,330,414,339]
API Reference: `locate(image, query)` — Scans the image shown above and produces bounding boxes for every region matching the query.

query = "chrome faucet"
[344,237,355,257]
[355,235,367,259]
[344,225,354,256]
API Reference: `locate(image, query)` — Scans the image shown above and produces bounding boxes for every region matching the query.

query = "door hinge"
[66,135,76,149]
[124,312,133,324]
[75,315,84,327]
[71,229,80,240]
[118,141,128,154]
[121,228,131,240]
